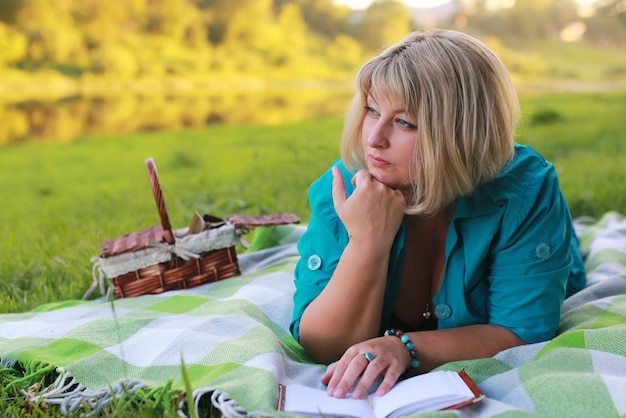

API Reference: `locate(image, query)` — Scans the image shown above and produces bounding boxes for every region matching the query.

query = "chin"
[367,169,388,184]
[374,176,402,190]
[368,168,411,190]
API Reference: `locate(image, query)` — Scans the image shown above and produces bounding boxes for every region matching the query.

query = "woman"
[290,29,586,400]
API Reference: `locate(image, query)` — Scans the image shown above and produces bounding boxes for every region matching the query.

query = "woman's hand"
[297,167,407,364]
[321,335,410,399]
[332,167,406,247]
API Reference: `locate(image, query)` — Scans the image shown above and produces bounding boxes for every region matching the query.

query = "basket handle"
[145,158,175,244]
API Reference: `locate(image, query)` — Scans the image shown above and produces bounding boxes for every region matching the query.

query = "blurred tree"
[583,13,626,46]
[466,0,579,42]
[597,0,626,23]
[202,0,228,44]
[358,0,413,51]
[13,0,83,64]
[0,22,28,66]
[208,0,275,49]
[145,0,203,44]
[228,0,275,48]
[205,0,277,75]
[90,45,139,77]
[273,4,309,66]
[144,0,213,74]
[74,1,146,76]
[326,34,366,71]
[0,0,623,94]
[75,0,138,49]
[512,0,553,11]
[288,0,352,39]
[0,0,22,24]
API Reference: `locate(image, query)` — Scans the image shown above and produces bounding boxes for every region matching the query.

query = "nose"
[365,120,389,148]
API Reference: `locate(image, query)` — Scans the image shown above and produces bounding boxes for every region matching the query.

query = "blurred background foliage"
[0,0,625,145]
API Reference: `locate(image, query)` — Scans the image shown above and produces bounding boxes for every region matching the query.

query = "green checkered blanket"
[1,213,625,417]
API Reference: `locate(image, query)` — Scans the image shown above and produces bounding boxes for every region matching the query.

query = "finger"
[351,169,371,188]
[331,166,347,209]
[374,365,404,397]
[320,362,337,385]
[324,358,350,395]
[350,361,384,399]
[350,351,401,399]
[329,354,370,398]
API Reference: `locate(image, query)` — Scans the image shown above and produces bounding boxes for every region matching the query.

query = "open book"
[277,369,484,418]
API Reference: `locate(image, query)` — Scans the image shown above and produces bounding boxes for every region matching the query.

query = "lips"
[368,154,390,168]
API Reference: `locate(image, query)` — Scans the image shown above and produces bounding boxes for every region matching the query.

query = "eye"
[365,105,380,117]
[395,117,417,130]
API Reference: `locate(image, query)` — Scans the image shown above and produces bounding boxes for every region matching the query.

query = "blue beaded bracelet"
[384,328,420,369]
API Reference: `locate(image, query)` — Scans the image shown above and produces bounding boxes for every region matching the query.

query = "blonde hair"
[340,29,519,215]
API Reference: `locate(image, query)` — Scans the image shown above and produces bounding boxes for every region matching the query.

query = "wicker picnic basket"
[89,158,299,299]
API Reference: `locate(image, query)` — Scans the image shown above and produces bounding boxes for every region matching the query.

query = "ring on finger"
[362,352,375,363]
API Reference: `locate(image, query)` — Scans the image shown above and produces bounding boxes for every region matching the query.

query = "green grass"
[532,41,625,83]
[1,91,625,316]
[0,117,342,315]
[517,91,626,216]
[0,90,625,416]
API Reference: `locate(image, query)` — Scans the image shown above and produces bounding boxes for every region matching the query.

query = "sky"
[333,0,457,9]
[333,0,599,10]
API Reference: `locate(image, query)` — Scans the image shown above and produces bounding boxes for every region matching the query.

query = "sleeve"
[289,162,351,341]
[487,155,575,343]
[566,223,587,297]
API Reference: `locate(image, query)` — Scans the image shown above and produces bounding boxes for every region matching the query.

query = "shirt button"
[435,304,452,320]
[535,243,551,259]
[307,254,322,270]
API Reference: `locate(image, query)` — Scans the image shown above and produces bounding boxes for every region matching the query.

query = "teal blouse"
[290,144,586,344]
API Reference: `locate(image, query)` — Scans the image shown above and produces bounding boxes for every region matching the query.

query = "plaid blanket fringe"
[0,215,625,417]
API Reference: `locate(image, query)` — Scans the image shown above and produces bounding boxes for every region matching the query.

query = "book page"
[371,371,475,418]
[283,384,373,418]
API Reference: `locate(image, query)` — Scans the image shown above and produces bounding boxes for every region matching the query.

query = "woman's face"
[361,92,418,196]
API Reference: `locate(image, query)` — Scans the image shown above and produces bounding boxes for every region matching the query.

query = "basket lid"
[100,225,165,257]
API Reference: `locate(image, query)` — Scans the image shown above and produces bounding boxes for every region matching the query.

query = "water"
[0,88,353,145]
